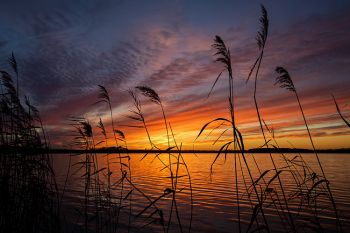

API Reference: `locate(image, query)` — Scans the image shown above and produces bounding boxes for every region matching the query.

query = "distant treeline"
[7,147,348,154]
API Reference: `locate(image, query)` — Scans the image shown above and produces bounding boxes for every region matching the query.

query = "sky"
[0,0,349,150]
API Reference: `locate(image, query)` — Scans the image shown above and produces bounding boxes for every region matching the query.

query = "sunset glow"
[2,1,350,233]
[0,1,349,150]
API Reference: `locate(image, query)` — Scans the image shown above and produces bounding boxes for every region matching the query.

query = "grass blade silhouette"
[275,66,342,232]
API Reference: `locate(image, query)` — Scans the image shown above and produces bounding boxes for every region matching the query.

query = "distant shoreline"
[49,148,350,154]
[2,147,350,154]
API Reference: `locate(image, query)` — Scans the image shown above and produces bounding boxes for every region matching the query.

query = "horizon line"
[2,147,350,154]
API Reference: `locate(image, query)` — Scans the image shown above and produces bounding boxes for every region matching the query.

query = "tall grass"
[71,117,102,233]
[1,4,346,233]
[0,54,60,233]
[206,34,271,232]
[196,4,343,233]
[333,95,350,128]
[65,84,193,233]
[245,5,299,232]
[97,85,133,232]
[275,66,342,232]
[197,34,279,233]
[130,86,193,233]
[68,85,136,233]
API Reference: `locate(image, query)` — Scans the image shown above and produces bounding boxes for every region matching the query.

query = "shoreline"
[2,147,350,154]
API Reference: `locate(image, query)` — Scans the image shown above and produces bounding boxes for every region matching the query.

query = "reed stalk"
[133,86,192,233]
[0,54,59,233]
[275,66,342,232]
[246,6,296,231]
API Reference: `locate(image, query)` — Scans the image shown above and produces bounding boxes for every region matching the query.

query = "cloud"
[126,9,350,149]
[1,1,350,149]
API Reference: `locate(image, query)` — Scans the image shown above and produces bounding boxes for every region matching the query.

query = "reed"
[66,84,193,233]
[71,117,102,233]
[245,5,297,231]
[67,84,138,233]
[131,85,193,233]
[212,34,272,232]
[275,66,342,232]
[333,95,350,128]
[0,54,60,233]
[197,34,278,233]
[1,4,346,233]
[97,85,132,232]
[196,4,344,233]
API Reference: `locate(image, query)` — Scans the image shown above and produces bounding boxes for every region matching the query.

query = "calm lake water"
[53,153,350,233]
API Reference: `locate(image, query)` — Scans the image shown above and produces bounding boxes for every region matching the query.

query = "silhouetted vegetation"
[196,4,343,233]
[1,4,349,233]
[58,84,193,233]
[333,95,350,128]
[0,54,59,233]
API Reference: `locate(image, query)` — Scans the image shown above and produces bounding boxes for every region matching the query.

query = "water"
[53,153,350,233]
